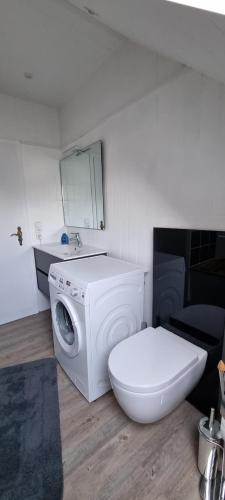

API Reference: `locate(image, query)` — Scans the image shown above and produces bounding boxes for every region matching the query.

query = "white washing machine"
[48,255,144,402]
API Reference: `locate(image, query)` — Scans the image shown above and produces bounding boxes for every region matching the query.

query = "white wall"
[22,145,64,310]
[60,43,225,325]
[0,93,60,148]
[0,94,63,314]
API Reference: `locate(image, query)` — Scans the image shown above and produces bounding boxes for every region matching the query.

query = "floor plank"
[0,311,202,499]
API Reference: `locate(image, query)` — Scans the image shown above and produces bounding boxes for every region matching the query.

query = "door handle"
[10,226,23,246]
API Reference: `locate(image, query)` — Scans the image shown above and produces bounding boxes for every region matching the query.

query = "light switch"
[34,221,42,242]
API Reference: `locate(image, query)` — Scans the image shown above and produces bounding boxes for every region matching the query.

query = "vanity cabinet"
[34,249,61,297]
[33,246,107,298]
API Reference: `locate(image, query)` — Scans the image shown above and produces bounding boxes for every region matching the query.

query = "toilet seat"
[108,326,207,423]
[108,327,199,394]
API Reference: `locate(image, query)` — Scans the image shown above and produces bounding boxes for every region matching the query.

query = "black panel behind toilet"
[153,228,225,416]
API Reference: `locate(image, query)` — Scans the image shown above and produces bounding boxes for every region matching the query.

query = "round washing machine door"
[53,293,82,358]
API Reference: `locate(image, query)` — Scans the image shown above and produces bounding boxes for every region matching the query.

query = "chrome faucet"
[69,232,82,248]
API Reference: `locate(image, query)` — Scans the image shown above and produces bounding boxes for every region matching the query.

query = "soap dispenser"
[61,232,69,245]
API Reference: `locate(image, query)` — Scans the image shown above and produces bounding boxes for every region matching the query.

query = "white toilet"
[108,326,207,424]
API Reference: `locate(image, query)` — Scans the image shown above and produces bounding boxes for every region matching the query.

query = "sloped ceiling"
[69,0,225,85]
[0,0,123,107]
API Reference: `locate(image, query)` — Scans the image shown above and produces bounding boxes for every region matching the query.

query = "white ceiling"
[0,0,123,107]
[70,0,225,87]
[165,0,225,16]
[2,0,225,109]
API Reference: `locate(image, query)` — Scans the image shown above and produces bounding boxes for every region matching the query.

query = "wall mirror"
[60,140,104,230]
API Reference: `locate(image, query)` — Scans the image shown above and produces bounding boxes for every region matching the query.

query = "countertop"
[33,242,106,261]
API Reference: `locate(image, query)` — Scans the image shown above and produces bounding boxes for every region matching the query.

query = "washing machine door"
[53,293,82,358]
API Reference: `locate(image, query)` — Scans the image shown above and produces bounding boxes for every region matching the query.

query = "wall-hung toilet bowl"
[108,326,207,424]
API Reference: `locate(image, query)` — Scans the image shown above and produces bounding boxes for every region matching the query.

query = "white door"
[0,140,37,325]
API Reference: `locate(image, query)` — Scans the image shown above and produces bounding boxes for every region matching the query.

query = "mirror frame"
[60,140,105,230]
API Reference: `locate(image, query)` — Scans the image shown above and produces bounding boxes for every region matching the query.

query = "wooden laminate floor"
[0,311,202,500]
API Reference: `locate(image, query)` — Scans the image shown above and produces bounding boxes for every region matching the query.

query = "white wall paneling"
[61,46,225,325]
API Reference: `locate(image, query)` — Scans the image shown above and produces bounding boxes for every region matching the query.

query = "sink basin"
[38,243,80,258]
[50,244,78,255]
[61,247,81,256]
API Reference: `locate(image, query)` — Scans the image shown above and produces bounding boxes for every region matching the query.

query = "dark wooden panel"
[36,269,50,297]
[34,248,61,275]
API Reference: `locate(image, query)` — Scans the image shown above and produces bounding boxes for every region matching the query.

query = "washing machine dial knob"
[71,288,78,297]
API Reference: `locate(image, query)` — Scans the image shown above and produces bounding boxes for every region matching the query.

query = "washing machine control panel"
[49,270,86,304]
[69,286,86,304]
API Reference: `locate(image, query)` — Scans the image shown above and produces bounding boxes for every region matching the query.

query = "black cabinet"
[34,249,61,297]
[153,228,225,416]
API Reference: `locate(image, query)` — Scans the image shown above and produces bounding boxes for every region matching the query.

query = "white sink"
[48,244,79,257]
[61,249,78,256]
[33,242,106,261]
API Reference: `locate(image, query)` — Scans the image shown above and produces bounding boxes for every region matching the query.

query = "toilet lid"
[108,327,198,394]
